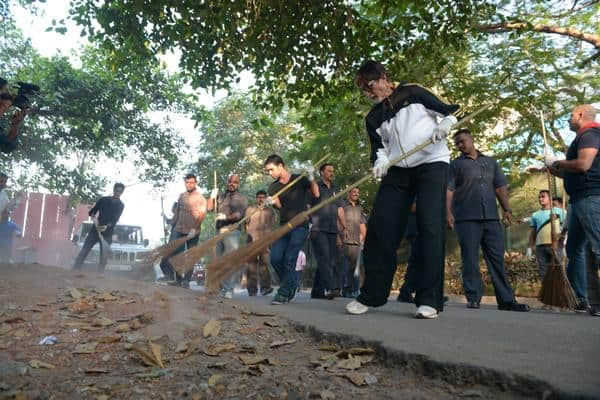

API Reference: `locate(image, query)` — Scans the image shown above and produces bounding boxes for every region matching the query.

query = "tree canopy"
[0,20,197,202]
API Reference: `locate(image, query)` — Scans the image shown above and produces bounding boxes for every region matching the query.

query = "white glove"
[372,151,390,179]
[526,248,533,259]
[216,213,227,221]
[306,165,315,182]
[432,115,458,143]
[544,153,561,168]
[265,196,275,206]
[97,225,107,233]
[187,228,197,239]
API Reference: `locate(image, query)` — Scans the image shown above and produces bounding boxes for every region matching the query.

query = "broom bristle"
[142,236,189,264]
[538,262,577,308]
[206,213,308,291]
[171,234,223,276]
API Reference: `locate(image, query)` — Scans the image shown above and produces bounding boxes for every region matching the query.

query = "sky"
[11,0,254,245]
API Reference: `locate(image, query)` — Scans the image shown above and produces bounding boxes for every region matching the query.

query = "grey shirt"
[448,153,507,222]
[310,180,343,234]
[216,190,248,230]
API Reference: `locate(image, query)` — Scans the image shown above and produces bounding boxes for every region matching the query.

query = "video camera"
[0,78,40,109]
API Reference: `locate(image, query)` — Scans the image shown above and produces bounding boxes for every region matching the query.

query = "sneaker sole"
[415,312,439,319]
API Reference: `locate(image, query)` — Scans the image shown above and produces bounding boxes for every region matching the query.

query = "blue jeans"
[568,196,600,305]
[217,229,241,292]
[270,226,308,298]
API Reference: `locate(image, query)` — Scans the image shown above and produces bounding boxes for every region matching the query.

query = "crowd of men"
[2,60,599,320]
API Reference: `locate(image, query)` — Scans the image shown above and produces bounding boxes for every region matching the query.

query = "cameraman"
[0,78,28,154]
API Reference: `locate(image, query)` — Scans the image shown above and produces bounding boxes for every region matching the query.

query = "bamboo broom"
[537,111,577,308]
[170,153,331,275]
[206,107,489,291]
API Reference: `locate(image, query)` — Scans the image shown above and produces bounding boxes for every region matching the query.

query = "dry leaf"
[115,323,131,333]
[149,341,164,368]
[208,374,223,387]
[238,355,269,366]
[269,339,296,348]
[320,390,336,400]
[73,342,98,354]
[318,344,338,352]
[24,307,42,313]
[68,288,83,299]
[263,320,279,328]
[129,319,142,330]
[203,319,221,338]
[84,368,108,374]
[118,299,136,305]
[132,343,164,368]
[29,359,55,369]
[98,335,121,344]
[96,292,118,301]
[339,372,377,386]
[12,328,28,338]
[175,341,189,353]
[242,310,275,317]
[67,300,95,314]
[335,348,375,358]
[203,343,236,356]
[91,317,114,327]
[335,355,362,370]
[235,326,261,335]
[207,361,228,369]
[2,316,25,324]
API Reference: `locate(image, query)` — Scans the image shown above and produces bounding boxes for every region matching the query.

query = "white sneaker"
[345,300,368,315]
[224,291,233,299]
[415,305,438,319]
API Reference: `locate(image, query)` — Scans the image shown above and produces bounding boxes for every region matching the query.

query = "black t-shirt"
[268,174,312,226]
[0,126,17,154]
[89,196,125,231]
[564,127,600,201]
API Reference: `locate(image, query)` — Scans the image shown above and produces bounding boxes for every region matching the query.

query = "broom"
[169,153,331,276]
[537,111,577,308]
[206,107,489,291]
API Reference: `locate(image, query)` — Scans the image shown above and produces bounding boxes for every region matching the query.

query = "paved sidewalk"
[233,292,600,398]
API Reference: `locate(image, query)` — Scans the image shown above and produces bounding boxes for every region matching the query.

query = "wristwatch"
[504,208,513,214]
[552,161,561,169]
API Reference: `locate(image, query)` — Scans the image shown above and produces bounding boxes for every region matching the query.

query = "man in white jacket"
[346,60,459,319]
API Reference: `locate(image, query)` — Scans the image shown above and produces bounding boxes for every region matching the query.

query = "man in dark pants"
[346,60,459,319]
[158,201,179,283]
[447,129,529,312]
[73,183,125,273]
[397,203,419,303]
[310,163,345,299]
[548,104,600,316]
[162,174,207,288]
[264,154,319,305]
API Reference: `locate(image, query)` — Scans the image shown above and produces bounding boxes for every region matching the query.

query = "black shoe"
[466,301,480,309]
[498,302,530,312]
[311,292,328,299]
[574,300,589,313]
[260,287,274,296]
[589,305,600,317]
[327,289,340,299]
[248,292,257,297]
[397,292,415,303]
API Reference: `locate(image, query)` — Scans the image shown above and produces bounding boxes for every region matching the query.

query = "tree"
[0,21,196,202]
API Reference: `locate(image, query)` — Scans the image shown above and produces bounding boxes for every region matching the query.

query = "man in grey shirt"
[208,174,248,299]
[447,129,529,312]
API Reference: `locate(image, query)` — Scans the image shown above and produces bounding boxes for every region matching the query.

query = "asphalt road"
[220,289,600,399]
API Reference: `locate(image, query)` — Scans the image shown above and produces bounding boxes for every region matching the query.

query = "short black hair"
[553,196,563,204]
[113,182,125,191]
[264,154,284,167]
[256,190,267,197]
[453,128,472,138]
[184,173,197,181]
[356,60,389,90]
[319,163,334,173]
[539,190,550,196]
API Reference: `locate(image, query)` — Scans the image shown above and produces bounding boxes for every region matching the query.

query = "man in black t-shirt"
[548,104,600,316]
[264,154,319,304]
[73,183,125,272]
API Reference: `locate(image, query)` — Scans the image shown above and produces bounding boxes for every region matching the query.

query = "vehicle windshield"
[79,223,144,245]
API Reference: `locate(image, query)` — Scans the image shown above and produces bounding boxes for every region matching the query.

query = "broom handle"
[540,111,558,256]
[301,107,490,218]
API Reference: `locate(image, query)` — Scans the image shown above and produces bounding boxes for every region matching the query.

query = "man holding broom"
[162,174,207,288]
[73,183,125,273]
[346,60,459,319]
[547,104,600,317]
[264,154,319,305]
[207,174,248,299]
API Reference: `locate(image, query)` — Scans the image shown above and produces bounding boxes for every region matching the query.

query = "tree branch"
[551,0,599,18]
[475,22,600,49]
